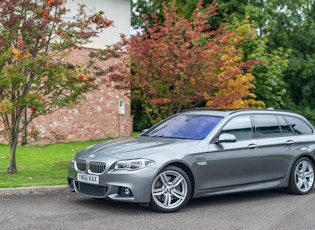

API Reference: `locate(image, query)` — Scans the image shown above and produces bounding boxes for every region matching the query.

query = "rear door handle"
[286,140,295,146]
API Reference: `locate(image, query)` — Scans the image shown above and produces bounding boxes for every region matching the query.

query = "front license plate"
[77,173,99,185]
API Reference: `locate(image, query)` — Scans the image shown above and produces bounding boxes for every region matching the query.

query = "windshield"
[143,114,223,140]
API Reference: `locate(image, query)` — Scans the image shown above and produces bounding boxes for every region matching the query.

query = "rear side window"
[277,115,294,135]
[285,116,313,135]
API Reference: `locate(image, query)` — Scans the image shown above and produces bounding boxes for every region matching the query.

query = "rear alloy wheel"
[289,157,315,195]
[150,166,191,213]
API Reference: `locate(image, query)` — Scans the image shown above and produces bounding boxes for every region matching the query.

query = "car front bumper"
[67,161,157,203]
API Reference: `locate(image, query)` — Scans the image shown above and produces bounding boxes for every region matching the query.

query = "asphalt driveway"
[1,187,315,230]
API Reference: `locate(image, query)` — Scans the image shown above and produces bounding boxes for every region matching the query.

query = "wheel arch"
[307,155,315,166]
[295,154,315,167]
[163,162,195,198]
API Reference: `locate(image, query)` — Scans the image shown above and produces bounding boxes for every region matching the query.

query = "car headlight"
[114,159,155,171]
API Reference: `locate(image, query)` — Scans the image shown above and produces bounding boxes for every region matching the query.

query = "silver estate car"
[68,109,315,212]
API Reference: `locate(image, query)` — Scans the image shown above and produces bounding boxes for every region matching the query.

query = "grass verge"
[0,139,108,188]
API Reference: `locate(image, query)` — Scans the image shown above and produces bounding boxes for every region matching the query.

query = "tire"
[289,157,315,195]
[149,166,192,213]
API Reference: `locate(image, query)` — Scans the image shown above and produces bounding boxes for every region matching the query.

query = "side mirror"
[141,129,149,134]
[214,133,237,144]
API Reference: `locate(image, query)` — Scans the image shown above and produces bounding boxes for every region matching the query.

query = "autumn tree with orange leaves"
[130,1,264,124]
[0,0,116,174]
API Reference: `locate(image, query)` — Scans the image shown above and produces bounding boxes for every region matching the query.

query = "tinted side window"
[277,115,294,135]
[253,114,281,137]
[221,115,253,140]
[285,116,313,135]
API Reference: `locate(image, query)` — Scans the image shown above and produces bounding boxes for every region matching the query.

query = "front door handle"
[248,143,257,149]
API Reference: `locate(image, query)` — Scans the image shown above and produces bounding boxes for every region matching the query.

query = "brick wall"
[0,47,133,144]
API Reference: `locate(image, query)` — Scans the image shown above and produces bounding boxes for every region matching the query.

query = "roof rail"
[182,107,242,112]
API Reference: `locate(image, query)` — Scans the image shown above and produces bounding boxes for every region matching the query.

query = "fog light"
[118,186,133,197]
[124,188,131,196]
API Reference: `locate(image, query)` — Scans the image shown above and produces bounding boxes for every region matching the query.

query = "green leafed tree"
[204,0,315,121]
[0,0,115,173]
[277,1,315,123]
[229,20,289,108]
[182,0,290,109]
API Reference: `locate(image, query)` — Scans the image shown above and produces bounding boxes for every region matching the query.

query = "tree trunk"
[7,138,18,174]
[7,115,20,174]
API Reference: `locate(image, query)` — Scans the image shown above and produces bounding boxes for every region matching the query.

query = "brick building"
[30,48,133,144]
[0,0,133,144]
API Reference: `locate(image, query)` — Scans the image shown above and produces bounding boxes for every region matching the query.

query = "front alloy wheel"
[289,157,314,195]
[150,166,191,212]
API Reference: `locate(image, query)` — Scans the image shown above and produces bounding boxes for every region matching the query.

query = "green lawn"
[0,139,108,188]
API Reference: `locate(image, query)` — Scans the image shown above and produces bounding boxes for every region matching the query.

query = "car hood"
[78,136,200,159]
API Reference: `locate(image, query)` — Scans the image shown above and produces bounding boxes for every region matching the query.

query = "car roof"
[181,108,231,117]
[181,108,301,118]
